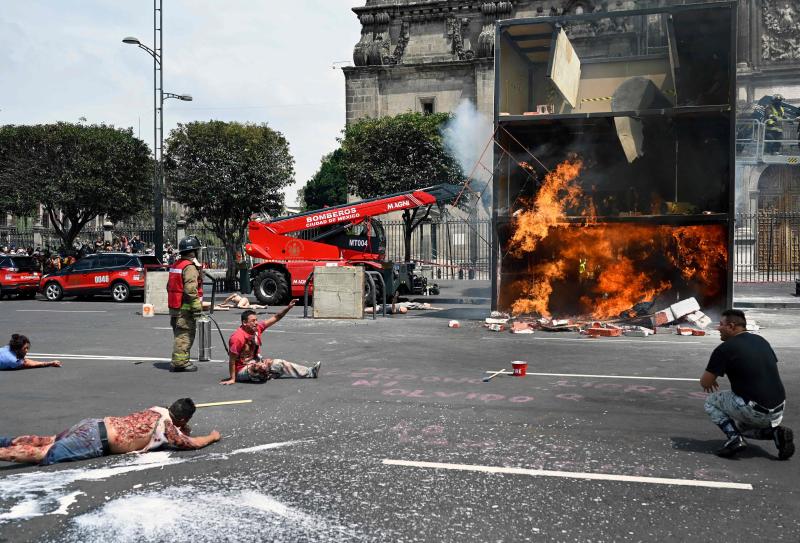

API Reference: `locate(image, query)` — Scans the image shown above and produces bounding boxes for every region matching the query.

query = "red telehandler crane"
[244,184,464,305]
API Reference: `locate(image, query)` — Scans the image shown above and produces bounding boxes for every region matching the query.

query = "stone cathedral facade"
[343,0,800,215]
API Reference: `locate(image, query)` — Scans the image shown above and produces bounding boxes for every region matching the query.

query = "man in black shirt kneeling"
[700,309,793,459]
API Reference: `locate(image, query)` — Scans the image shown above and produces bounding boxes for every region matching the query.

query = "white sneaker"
[310,361,321,379]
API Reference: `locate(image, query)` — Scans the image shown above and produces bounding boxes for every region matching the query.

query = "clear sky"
[0,1,364,207]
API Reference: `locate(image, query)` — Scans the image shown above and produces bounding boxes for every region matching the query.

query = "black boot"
[774,427,795,461]
[716,419,746,458]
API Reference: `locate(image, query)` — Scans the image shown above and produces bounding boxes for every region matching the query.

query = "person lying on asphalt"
[0,334,61,370]
[0,398,220,465]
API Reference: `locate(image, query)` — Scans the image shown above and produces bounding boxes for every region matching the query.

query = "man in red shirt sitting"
[220,300,321,385]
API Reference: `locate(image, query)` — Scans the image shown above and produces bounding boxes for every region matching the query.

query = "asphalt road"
[0,294,798,542]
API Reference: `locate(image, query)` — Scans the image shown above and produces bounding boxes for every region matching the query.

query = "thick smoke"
[442,100,494,215]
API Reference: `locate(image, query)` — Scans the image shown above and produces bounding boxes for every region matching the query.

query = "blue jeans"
[40,418,105,466]
[705,391,784,435]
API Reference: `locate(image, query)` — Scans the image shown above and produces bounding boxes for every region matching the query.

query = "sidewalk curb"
[734,300,800,309]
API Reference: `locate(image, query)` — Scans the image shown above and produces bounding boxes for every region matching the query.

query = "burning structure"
[491,2,735,319]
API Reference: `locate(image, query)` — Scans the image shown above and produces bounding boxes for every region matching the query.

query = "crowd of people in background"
[0,235,188,274]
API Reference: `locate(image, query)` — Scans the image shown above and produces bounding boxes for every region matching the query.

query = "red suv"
[40,253,165,302]
[0,255,41,299]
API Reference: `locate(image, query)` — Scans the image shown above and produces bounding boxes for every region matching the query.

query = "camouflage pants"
[171,312,196,368]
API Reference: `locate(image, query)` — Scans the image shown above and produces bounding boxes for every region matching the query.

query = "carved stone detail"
[447,16,474,60]
[477,1,514,58]
[353,11,392,66]
[761,0,800,61]
[389,21,411,65]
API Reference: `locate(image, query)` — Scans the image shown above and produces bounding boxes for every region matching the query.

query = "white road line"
[383,459,752,490]
[486,371,697,382]
[29,352,226,363]
[15,309,108,313]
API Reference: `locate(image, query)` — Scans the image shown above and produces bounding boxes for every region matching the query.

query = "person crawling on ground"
[0,398,220,465]
[215,292,267,310]
[220,302,320,385]
[0,334,61,370]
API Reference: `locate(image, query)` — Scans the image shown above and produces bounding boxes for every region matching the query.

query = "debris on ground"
[510,321,535,334]
[670,297,701,320]
[652,307,676,327]
[684,310,712,329]
[485,317,510,325]
[448,320,461,329]
[582,323,623,337]
[488,323,505,332]
[623,326,654,337]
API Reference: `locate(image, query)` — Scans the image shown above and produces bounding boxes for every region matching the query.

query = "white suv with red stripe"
[40,253,165,302]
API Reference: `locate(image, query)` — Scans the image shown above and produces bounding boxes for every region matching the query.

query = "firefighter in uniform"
[168,236,204,372]
[764,94,786,154]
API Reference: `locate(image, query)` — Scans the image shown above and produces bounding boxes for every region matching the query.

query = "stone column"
[103,221,114,244]
[176,219,187,243]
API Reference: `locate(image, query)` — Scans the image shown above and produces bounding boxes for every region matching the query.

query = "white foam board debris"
[669,297,700,320]
[485,317,509,325]
[624,326,653,337]
[684,311,712,329]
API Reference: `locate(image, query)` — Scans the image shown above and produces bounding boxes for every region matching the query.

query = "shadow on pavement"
[670,436,775,460]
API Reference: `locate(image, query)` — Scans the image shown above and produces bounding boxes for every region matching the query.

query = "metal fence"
[10,214,800,283]
[734,212,800,282]
[382,219,492,280]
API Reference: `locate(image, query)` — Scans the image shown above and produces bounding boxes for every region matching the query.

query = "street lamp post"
[122,0,191,262]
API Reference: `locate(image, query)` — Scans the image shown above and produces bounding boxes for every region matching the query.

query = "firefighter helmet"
[178,236,202,254]
[773,94,784,104]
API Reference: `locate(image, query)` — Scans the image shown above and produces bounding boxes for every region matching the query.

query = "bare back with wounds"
[104,409,195,453]
[0,409,207,464]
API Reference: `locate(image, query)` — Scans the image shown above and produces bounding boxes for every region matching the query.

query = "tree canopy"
[0,122,152,249]
[299,148,348,211]
[164,120,294,280]
[341,112,462,198]
[340,112,463,261]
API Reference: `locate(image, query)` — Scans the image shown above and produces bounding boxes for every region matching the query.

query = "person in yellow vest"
[167,236,204,372]
[764,94,786,154]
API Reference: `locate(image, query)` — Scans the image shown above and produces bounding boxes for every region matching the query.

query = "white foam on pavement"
[0,441,308,523]
[53,491,85,515]
[66,487,365,543]
[0,452,183,522]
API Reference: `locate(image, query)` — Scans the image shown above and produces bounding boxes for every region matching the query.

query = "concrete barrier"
[144,271,170,315]
[313,266,364,319]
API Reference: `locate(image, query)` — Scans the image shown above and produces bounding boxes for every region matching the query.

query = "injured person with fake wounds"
[220,304,320,385]
[0,398,220,465]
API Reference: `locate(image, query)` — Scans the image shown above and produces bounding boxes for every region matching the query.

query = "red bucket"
[511,360,528,377]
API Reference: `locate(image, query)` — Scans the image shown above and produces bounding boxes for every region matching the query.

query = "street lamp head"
[122,36,141,45]
[179,94,193,102]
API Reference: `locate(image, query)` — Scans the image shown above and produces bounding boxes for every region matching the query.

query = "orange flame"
[504,159,727,319]
[509,159,583,256]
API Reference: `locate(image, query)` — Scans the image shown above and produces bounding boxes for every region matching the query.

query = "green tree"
[340,112,463,261]
[300,148,348,211]
[0,122,152,250]
[164,121,294,282]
